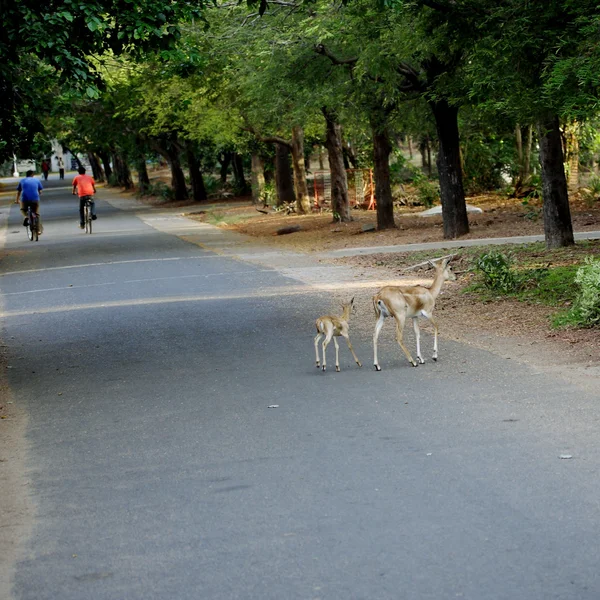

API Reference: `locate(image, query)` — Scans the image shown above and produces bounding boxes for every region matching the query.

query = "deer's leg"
[322,332,333,371]
[333,337,340,372]
[343,333,362,368]
[314,333,322,367]
[413,318,425,364]
[394,313,417,367]
[373,313,385,371]
[429,315,439,361]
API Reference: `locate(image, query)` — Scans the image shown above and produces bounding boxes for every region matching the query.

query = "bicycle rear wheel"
[85,204,92,234]
[27,209,34,241]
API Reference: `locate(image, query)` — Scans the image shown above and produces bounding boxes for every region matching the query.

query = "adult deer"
[314,298,362,372]
[372,257,456,371]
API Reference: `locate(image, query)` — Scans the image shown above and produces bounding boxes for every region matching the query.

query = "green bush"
[555,257,600,328]
[143,181,174,202]
[475,250,522,294]
[259,182,276,206]
[411,171,439,208]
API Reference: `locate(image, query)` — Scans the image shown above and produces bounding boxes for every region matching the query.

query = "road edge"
[0,199,35,600]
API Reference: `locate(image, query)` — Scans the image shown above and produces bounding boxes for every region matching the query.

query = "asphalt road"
[2,176,600,600]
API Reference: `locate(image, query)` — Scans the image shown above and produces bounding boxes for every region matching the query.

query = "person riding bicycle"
[72,166,97,229]
[15,170,44,234]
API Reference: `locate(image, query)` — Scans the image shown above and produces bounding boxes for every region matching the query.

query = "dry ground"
[190,192,600,253]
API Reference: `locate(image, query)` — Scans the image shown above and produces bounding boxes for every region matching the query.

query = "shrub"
[410,171,439,208]
[555,257,600,328]
[475,250,522,294]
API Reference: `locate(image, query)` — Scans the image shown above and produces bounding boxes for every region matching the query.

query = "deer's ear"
[350,297,355,305]
[427,260,436,268]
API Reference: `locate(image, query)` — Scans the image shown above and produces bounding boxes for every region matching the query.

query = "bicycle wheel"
[85,204,92,234]
[27,209,34,241]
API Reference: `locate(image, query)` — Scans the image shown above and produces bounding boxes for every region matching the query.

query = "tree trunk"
[323,108,351,222]
[88,153,105,182]
[186,144,207,202]
[274,143,295,206]
[515,124,523,185]
[251,154,266,204]
[290,126,311,214]
[99,152,113,180]
[565,121,580,190]
[523,125,533,182]
[232,152,250,195]
[537,116,574,248]
[165,146,188,201]
[111,152,133,189]
[371,122,395,230]
[430,100,469,239]
[219,152,232,185]
[136,157,150,193]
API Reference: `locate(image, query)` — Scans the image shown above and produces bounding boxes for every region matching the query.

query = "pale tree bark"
[322,107,351,222]
[251,154,266,204]
[537,116,574,248]
[524,125,533,183]
[565,121,580,190]
[290,126,311,214]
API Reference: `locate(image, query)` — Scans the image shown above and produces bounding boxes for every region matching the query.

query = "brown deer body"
[314,298,362,372]
[373,258,456,371]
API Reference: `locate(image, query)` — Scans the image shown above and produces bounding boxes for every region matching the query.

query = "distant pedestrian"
[57,157,65,180]
[41,159,50,181]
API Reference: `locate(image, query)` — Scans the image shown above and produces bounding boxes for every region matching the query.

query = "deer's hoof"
[316,363,320,368]
[357,362,362,368]
[374,365,381,371]
[418,358,425,364]
[411,362,418,368]
[322,366,326,372]
[432,357,438,362]
[336,366,340,372]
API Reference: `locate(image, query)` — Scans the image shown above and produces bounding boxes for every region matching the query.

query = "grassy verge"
[365,240,600,330]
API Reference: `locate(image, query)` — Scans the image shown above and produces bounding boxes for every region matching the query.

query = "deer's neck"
[342,307,352,322]
[429,271,445,300]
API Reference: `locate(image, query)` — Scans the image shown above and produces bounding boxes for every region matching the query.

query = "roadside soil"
[187,191,600,253]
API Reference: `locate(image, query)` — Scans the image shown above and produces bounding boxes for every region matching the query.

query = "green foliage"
[555,258,600,328]
[259,182,277,207]
[474,250,522,294]
[411,171,439,208]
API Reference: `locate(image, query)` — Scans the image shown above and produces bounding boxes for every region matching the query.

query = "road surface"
[1,176,600,600]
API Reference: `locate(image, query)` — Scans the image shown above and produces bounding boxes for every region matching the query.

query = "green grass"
[203,209,258,227]
[381,240,600,330]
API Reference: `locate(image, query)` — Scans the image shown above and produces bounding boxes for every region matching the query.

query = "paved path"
[2,181,600,600]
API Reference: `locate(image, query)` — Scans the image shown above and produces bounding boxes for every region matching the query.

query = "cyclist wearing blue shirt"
[16,170,44,234]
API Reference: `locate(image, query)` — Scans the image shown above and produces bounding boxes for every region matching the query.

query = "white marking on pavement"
[0,255,219,277]
[2,270,274,296]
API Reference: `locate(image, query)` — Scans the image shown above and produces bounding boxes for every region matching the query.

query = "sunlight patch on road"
[0,279,413,318]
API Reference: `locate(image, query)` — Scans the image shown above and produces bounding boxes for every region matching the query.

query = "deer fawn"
[373,257,456,371]
[314,298,362,372]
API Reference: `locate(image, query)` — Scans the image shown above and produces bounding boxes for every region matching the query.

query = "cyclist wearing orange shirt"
[72,166,97,229]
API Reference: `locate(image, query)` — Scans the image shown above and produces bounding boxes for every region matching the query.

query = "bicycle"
[26,204,39,242]
[82,195,94,234]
